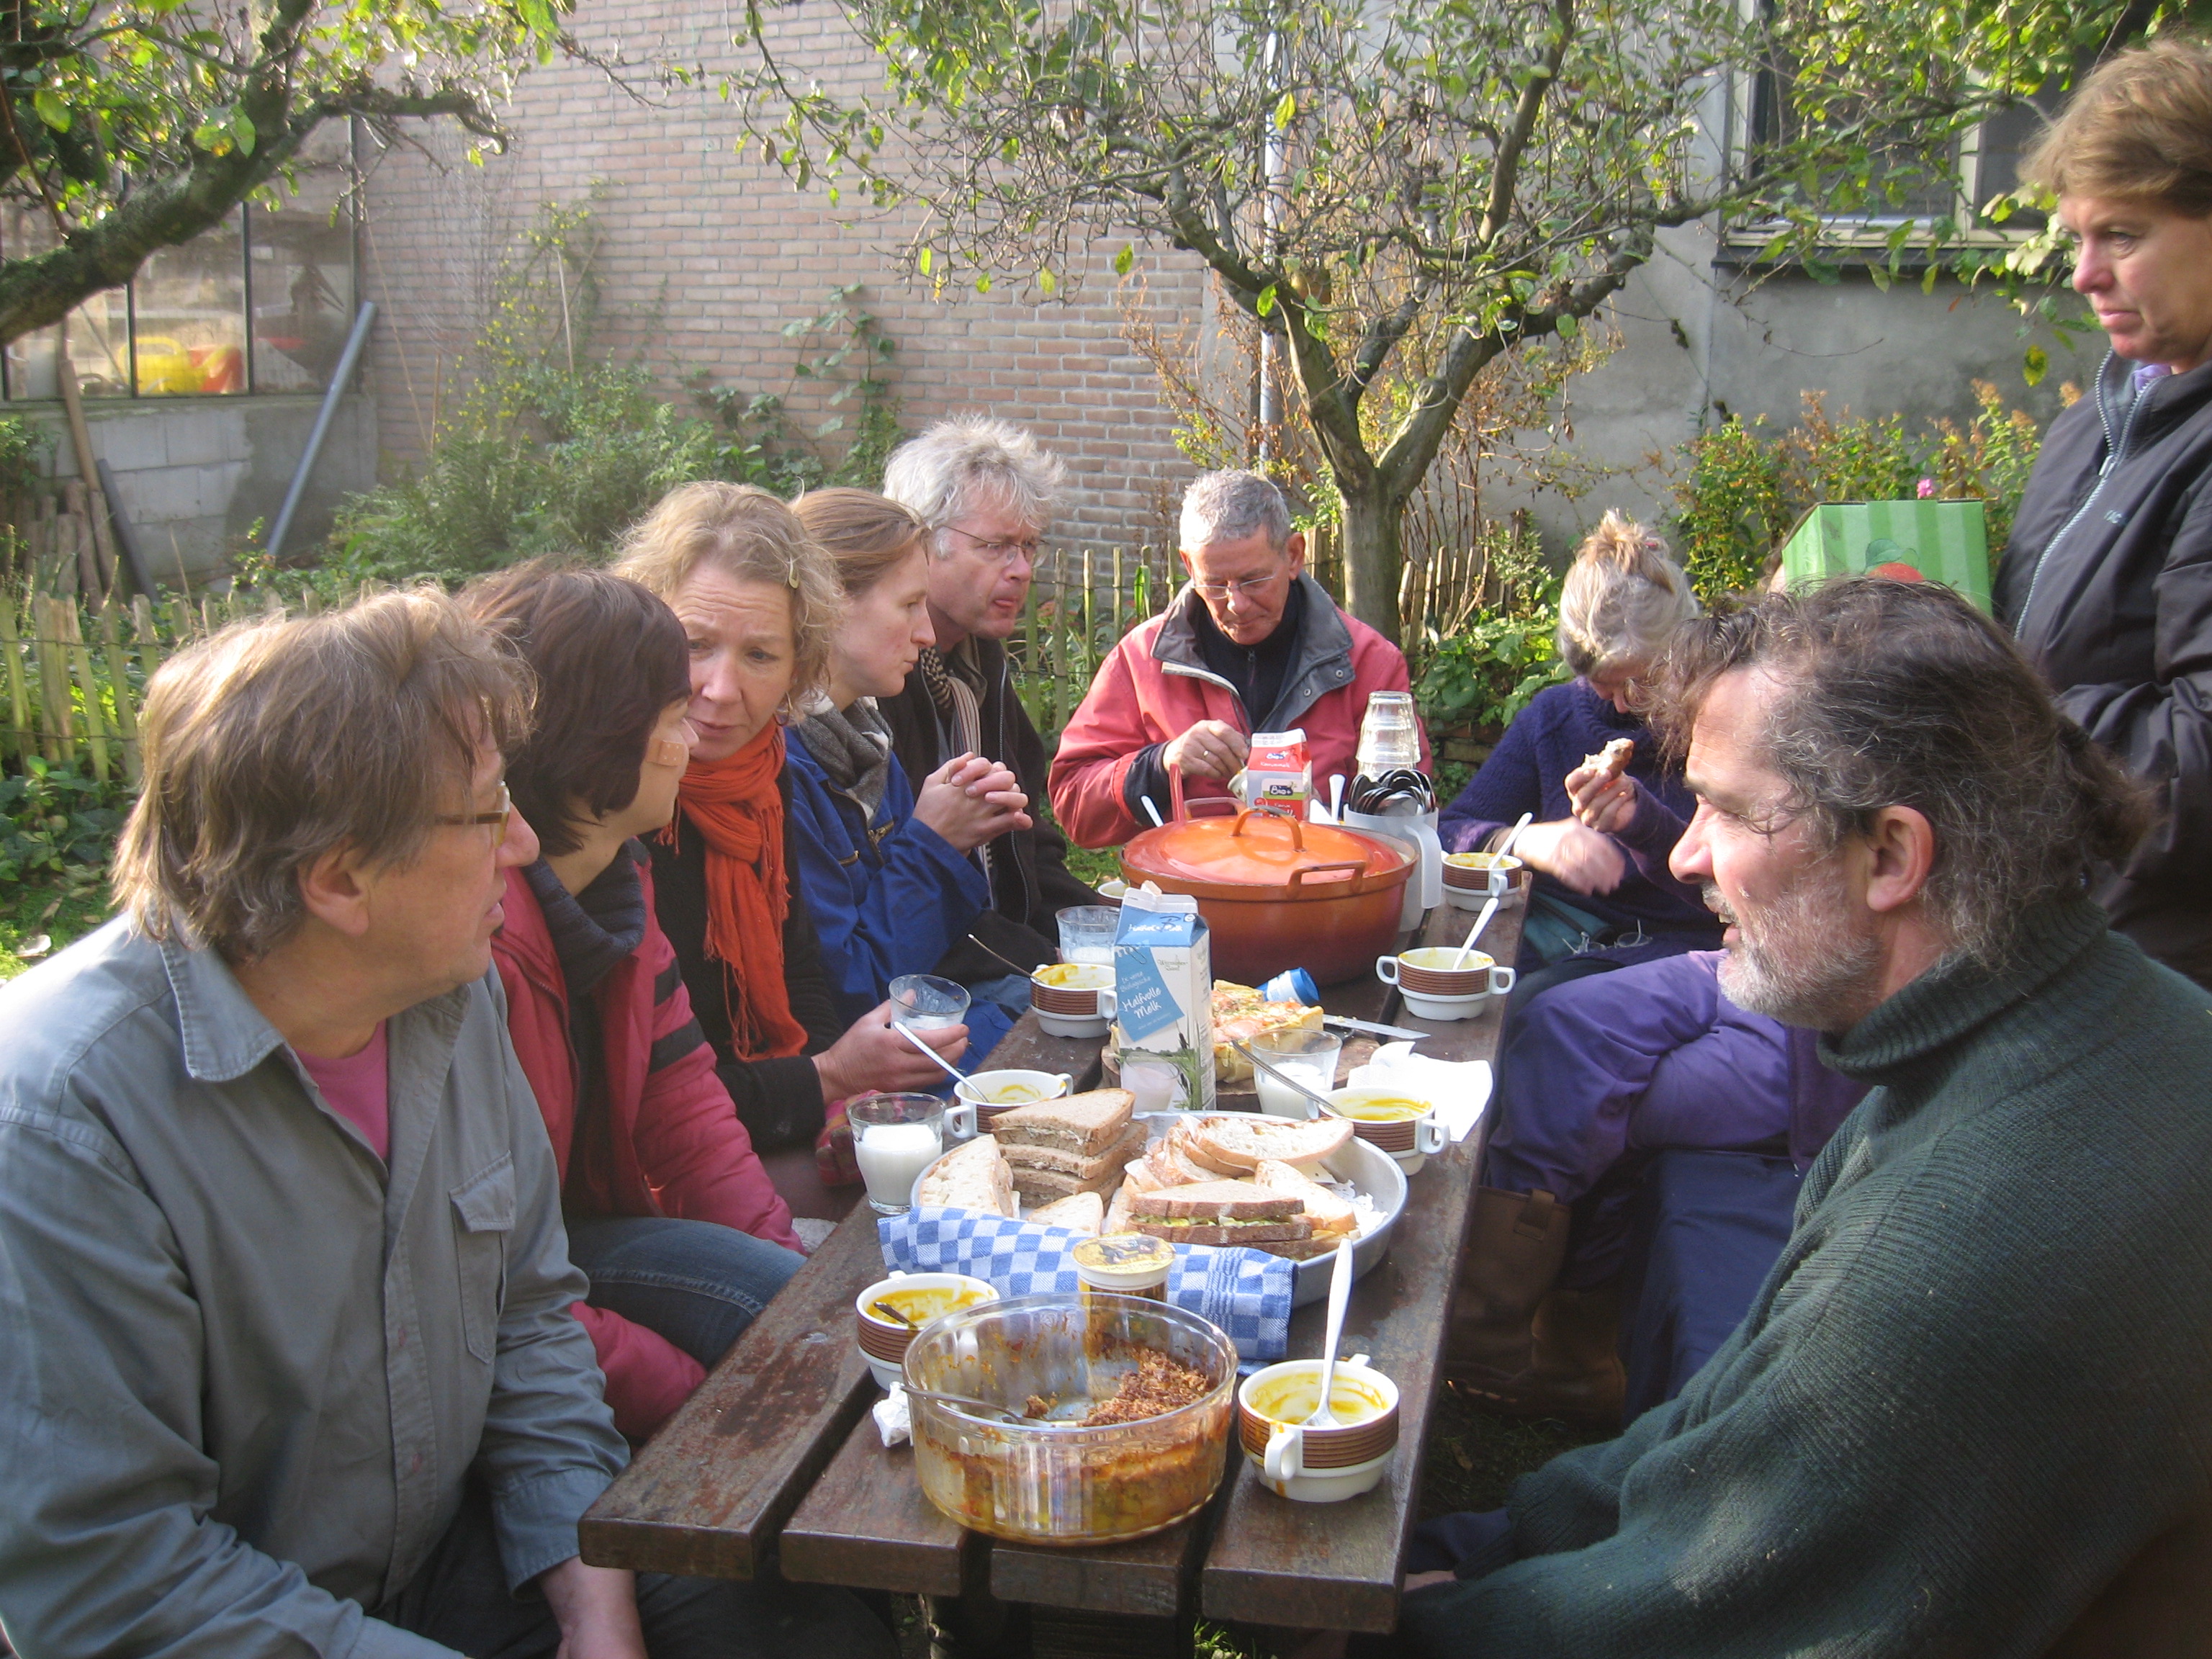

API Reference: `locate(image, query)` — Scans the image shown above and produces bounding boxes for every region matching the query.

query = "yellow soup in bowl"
[1331,1094,1429,1123]
[1246,1370,1393,1427]
[868,1285,989,1327]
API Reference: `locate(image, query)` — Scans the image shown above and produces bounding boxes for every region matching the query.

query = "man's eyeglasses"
[1191,570,1288,602]
[434,781,513,845]
[944,526,1046,567]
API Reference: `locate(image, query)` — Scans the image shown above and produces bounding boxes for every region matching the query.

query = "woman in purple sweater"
[1439,513,1719,1005]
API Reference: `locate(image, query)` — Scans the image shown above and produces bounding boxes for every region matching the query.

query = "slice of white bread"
[1159,1135,1221,1184]
[1192,1113,1353,1174]
[989,1089,1134,1156]
[1102,1179,1138,1236]
[1251,1158,1359,1236]
[916,1135,1015,1218]
[1121,1156,1171,1196]
[997,1121,1146,1181]
[1169,1116,1244,1177]
[1028,1190,1105,1236]
[1128,1179,1303,1220]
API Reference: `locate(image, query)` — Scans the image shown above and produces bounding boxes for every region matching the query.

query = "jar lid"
[1072,1233,1177,1284]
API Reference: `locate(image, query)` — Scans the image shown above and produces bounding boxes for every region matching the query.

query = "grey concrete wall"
[1487,220,2092,554]
[23,393,377,585]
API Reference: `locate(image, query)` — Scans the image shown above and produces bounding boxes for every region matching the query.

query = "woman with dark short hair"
[467,563,804,1441]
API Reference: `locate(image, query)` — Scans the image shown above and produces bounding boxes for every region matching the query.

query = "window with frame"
[1,122,359,401]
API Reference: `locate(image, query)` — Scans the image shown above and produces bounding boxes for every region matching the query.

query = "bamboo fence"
[0,584,362,786]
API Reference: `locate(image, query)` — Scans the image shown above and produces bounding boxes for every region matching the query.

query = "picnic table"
[581,899,1525,1655]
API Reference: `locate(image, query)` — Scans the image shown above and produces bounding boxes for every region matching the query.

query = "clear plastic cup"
[1356,691,1423,773]
[1056,905,1120,966]
[890,973,971,1030]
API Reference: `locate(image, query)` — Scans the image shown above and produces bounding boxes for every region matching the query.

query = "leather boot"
[1443,1187,1570,1391]
[1520,1282,1626,1427]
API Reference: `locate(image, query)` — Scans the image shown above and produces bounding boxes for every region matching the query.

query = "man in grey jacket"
[0,592,889,1658]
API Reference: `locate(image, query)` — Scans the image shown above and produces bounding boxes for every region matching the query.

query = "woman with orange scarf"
[615,485,966,1210]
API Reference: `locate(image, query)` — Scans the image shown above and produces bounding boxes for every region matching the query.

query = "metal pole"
[266,300,376,562]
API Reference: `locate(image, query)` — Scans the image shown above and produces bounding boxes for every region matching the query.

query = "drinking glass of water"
[848,1092,976,1215]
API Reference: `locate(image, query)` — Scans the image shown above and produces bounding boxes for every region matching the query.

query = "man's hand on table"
[539,1557,647,1659]
[1164,720,1250,783]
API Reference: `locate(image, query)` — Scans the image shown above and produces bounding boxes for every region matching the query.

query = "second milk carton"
[1112,886,1215,1112]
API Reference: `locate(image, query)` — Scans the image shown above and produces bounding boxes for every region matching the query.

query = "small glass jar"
[1072,1233,1176,1303]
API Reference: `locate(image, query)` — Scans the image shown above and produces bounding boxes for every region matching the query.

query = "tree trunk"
[1338,484,1403,647]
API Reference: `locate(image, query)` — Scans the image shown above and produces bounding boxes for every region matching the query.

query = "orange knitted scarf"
[671,723,809,1060]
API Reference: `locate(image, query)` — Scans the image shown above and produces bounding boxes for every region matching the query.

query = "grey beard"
[1709,868,1886,1031]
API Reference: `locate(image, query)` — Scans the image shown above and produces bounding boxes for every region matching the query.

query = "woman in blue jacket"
[783,488,1032,1066]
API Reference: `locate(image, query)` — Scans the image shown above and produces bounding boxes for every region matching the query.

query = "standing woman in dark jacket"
[1995,37,2212,987]
[612,485,968,1164]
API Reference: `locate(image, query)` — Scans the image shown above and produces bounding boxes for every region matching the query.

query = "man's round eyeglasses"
[1192,570,1288,601]
[944,526,1046,567]
[435,781,513,845]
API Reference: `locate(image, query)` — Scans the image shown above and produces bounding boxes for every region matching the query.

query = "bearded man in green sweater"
[1388,577,2212,1655]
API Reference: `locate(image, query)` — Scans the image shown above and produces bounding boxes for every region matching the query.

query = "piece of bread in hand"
[1189,1113,1353,1174]
[1028,1190,1105,1236]
[916,1136,1015,1218]
[989,1089,1134,1156]
[1251,1158,1359,1236]
[1581,736,1635,783]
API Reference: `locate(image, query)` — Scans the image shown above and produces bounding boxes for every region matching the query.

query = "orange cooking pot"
[1119,801,1413,986]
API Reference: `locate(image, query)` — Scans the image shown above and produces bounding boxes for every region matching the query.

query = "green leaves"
[1112,243,1134,276]
[32,90,71,134]
[2023,344,2049,387]
[191,108,256,158]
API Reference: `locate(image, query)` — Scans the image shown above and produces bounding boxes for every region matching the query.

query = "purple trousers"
[1485,951,1866,1287]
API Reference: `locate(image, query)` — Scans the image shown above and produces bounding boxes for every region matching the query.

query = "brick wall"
[356,0,1214,558]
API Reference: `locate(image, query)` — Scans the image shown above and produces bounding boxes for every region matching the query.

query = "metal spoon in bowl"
[1305,1235,1359,1429]
[899,1382,1038,1426]
[891,1020,971,1087]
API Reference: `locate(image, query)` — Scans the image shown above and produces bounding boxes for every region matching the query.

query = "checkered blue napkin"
[878,1206,1294,1362]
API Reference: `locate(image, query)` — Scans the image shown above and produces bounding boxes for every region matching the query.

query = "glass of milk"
[1056,905,1120,966]
[849,1092,976,1215]
[1247,1028,1343,1118]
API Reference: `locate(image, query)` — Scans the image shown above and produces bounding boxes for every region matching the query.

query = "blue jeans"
[564,1215,803,1372]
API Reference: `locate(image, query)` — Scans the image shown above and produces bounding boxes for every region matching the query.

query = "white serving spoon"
[1329,773,1346,823]
[891,1020,971,1087]
[1453,894,1501,967]
[1497,810,1534,859]
[1305,1235,1359,1429]
[1141,796,1166,828]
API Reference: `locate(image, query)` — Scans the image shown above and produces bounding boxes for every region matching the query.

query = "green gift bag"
[1779,500,1991,612]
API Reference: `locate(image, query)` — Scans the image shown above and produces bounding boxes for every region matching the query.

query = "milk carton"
[1112,885,1215,1112]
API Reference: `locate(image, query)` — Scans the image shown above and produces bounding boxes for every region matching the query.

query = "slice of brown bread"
[998,1122,1146,1180]
[988,1089,1135,1156]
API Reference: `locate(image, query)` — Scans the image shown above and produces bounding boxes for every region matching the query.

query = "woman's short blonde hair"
[1557,511,1701,679]
[2023,36,2212,215]
[611,481,841,715]
[791,487,930,595]
[112,588,533,963]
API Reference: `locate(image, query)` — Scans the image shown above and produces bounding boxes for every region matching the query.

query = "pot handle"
[1230,806,1306,851]
[1285,859,1366,892]
[1169,764,1187,824]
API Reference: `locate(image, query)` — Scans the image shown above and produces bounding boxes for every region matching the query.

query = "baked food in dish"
[1210,981,1324,1083]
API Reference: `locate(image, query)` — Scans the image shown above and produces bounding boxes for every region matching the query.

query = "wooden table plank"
[1199,904,1520,1634]
[780,1393,974,1595]
[578,1193,886,1579]
[987,1475,1229,1617]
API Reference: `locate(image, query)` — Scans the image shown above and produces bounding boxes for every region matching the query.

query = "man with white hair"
[879,418,1101,986]
[1050,469,1419,847]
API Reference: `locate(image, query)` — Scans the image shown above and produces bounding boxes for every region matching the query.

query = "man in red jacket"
[1050,469,1421,847]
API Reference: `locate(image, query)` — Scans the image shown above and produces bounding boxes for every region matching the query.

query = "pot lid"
[1124,806,1411,891]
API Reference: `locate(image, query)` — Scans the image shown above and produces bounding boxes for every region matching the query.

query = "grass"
[0,879,112,980]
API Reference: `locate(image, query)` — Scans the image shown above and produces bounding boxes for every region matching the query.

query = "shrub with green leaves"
[1672,386,2049,602]
[0,759,127,887]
